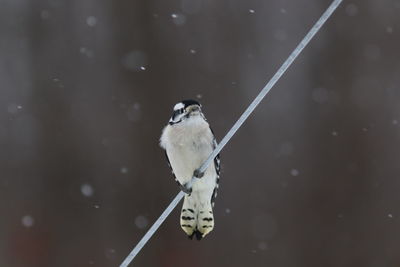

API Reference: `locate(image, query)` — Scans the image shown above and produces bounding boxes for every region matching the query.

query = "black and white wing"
[211,132,221,206]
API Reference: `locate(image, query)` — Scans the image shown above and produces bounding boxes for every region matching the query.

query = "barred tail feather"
[180,195,197,238]
[197,202,214,238]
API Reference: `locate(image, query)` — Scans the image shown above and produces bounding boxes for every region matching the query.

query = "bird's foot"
[180,183,192,195]
[193,168,204,178]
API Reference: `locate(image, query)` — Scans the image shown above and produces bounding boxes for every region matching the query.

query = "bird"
[160,100,220,240]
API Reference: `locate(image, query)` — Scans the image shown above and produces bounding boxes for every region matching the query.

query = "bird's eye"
[180,108,184,113]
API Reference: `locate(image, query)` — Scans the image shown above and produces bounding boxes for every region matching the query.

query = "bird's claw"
[180,183,192,195]
[193,169,204,178]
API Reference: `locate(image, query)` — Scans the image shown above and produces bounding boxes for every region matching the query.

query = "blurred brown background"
[1,0,400,266]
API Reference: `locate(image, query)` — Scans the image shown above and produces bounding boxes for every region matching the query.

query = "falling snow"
[81,183,94,197]
[21,215,34,228]
[105,248,116,260]
[135,215,149,229]
[257,241,268,250]
[290,169,299,176]
[120,167,129,174]
[171,13,186,26]
[86,16,97,27]
[79,47,94,58]
[7,103,22,114]
[2,2,399,266]
[122,50,148,72]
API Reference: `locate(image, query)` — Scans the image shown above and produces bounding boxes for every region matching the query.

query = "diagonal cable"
[120,0,343,266]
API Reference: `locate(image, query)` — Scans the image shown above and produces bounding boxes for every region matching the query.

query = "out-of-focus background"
[1,0,400,266]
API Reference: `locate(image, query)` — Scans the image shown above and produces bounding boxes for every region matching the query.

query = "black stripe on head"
[181,99,201,108]
[169,110,183,125]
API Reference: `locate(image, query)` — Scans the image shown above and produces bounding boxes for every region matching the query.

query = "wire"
[120,0,343,266]
[120,191,185,267]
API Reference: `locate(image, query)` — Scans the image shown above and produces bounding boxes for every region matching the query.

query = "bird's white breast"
[160,116,216,193]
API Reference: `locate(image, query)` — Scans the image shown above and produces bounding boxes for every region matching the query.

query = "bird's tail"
[196,201,214,239]
[180,194,197,239]
[180,194,214,240]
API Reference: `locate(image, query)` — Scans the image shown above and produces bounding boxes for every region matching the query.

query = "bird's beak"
[187,105,200,113]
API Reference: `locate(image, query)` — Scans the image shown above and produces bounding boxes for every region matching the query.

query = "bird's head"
[169,99,203,125]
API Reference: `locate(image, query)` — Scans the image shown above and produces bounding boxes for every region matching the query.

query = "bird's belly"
[167,139,213,186]
[192,171,216,194]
